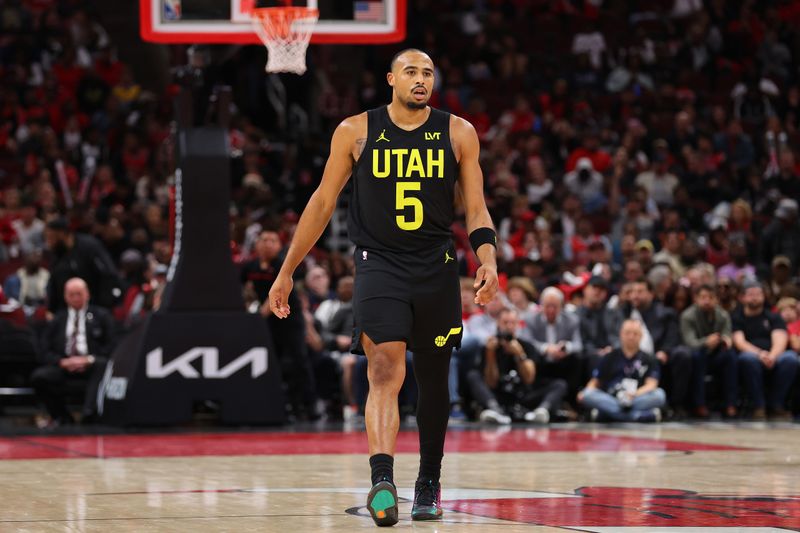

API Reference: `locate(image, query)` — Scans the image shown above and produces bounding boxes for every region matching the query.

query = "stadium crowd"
[1,0,799,426]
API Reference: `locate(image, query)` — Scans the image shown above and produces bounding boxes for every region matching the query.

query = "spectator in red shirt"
[566,130,611,173]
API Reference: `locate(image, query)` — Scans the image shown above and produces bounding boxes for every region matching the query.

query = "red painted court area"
[0,428,749,460]
[446,487,800,528]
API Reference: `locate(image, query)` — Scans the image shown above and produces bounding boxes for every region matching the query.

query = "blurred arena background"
[1,1,800,531]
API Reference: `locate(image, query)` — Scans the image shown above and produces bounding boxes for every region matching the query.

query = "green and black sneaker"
[411,479,443,521]
[366,479,398,527]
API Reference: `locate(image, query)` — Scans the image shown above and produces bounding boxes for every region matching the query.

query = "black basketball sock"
[369,453,394,485]
[413,349,451,482]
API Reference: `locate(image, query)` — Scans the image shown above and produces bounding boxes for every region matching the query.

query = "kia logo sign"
[146,347,268,379]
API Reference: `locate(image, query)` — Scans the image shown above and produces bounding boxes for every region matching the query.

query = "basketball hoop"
[249,5,318,75]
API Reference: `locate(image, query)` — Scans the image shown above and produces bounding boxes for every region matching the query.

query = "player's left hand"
[473,264,498,305]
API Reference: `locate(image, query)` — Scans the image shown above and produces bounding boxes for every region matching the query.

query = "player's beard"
[404,90,429,110]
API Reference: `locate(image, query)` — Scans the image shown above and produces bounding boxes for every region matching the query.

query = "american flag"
[354,1,385,22]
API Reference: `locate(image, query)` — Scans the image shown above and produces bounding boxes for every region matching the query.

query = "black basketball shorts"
[351,239,463,355]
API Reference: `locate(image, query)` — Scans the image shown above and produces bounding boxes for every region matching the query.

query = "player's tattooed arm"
[355,138,367,160]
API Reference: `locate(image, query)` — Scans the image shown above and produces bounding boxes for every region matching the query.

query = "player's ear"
[387,72,395,87]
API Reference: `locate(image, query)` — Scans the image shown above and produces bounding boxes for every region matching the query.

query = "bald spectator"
[31,278,115,427]
[578,319,666,422]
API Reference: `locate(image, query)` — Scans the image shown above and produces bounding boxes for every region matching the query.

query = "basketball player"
[269,49,498,526]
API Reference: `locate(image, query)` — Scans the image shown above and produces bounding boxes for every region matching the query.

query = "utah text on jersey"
[372,148,445,179]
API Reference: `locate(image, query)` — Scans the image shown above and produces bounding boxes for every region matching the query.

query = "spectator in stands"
[705,224,730,269]
[623,260,645,285]
[506,276,538,323]
[578,275,621,380]
[648,264,675,303]
[44,218,120,311]
[241,230,318,420]
[565,130,611,173]
[564,157,606,213]
[523,287,583,402]
[768,256,798,302]
[733,280,799,420]
[713,120,755,172]
[309,277,355,418]
[653,229,687,277]
[457,292,507,370]
[759,199,800,276]
[578,319,666,422]
[299,289,342,419]
[776,297,800,354]
[606,52,654,94]
[635,144,680,207]
[30,278,115,427]
[716,277,740,314]
[635,239,656,273]
[618,279,692,417]
[304,265,333,314]
[314,272,352,332]
[465,308,567,424]
[680,284,737,418]
[11,202,45,255]
[3,250,49,311]
[717,235,755,283]
[685,263,717,290]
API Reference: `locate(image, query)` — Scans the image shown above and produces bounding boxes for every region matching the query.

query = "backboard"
[140,0,405,44]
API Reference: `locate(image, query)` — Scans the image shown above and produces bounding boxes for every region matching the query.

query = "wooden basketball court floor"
[1,422,798,532]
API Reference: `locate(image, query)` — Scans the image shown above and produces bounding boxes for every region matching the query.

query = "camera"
[578,168,591,182]
[497,331,515,342]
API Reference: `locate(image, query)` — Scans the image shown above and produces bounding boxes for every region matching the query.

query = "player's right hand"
[268,274,293,319]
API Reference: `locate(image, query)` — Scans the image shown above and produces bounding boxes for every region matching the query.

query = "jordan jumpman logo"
[444,250,454,263]
[376,129,390,142]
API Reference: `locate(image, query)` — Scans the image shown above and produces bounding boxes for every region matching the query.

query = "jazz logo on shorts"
[434,326,462,347]
[444,250,454,263]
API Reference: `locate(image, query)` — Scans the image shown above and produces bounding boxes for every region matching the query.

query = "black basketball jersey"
[347,105,459,252]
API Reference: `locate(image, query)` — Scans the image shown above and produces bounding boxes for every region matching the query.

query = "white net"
[251,7,318,75]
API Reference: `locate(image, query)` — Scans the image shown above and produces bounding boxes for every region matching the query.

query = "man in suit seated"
[522,287,583,403]
[31,277,116,427]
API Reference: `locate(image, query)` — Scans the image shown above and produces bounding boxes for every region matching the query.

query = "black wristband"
[469,227,497,255]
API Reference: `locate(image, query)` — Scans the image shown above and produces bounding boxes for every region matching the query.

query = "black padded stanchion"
[99,124,285,426]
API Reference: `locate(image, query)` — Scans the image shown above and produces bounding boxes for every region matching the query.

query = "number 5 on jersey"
[396,182,423,230]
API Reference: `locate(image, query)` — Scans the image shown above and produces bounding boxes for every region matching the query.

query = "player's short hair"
[390,48,430,71]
